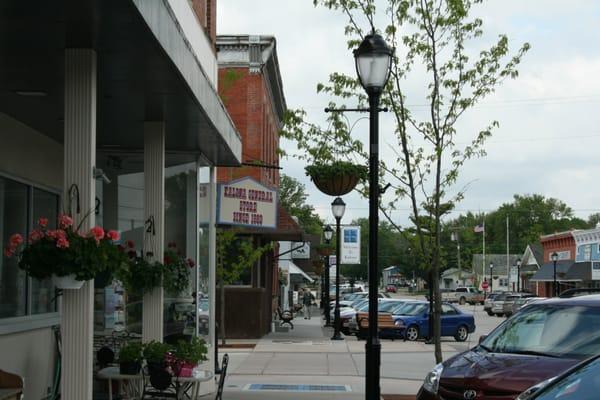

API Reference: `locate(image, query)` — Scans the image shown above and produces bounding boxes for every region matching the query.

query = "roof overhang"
[280,260,313,283]
[0,0,241,166]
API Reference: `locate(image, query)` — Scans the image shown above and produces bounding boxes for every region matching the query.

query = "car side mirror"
[478,335,488,344]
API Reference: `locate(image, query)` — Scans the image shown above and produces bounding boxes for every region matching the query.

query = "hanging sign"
[217,177,277,228]
[291,242,310,259]
[341,226,361,264]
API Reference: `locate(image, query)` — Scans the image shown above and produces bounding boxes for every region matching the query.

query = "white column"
[208,167,217,353]
[61,49,96,400]
[142,122,165,342]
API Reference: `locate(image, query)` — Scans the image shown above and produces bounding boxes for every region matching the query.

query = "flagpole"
[506,215,510,289]
[482,217,486,282]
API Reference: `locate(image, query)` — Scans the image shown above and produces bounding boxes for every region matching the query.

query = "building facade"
[0,1,238,398]
[215,35,288,338]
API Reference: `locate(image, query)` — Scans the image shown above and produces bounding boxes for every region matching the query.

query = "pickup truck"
[441,287,485,305]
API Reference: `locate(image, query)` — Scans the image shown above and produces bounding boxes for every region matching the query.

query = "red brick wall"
[217,67,280,190]
[541,234,576,263]
[190,0,217,46]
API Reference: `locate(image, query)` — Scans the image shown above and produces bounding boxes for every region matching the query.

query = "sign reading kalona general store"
[217,177,277,228]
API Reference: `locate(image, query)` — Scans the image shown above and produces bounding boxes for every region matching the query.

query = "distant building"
[382,266,402,286]
[441,268,476,290]
[473,254,521,292]
[518,243,543,293]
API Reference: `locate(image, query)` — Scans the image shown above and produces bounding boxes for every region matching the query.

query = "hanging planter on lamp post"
[305,161,367,196]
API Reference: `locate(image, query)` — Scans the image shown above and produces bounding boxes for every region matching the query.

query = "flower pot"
[310,173,360,196]
[119,361,141,375]
[176,361,197,377]
[52,274,85,289]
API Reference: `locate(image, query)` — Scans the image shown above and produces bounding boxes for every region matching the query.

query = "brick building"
[215,35,292,338]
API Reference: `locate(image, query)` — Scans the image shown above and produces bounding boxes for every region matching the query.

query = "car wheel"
[486,310,493,316]
[454,325,469,342]
[459,297,466,305]
[405,325,419,341]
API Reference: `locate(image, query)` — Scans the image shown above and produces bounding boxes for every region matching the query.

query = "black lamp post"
[331,197,346,340]
[323,225,334,326]
[551,252,559,297]
[516,258,522,292]
[354,30,393,400]
[489,262,494,293]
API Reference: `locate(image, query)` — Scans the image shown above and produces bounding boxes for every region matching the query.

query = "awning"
[280,260,313,283]
[530,261,590,282]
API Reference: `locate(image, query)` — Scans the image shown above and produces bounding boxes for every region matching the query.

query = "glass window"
[442,304,457,315]
[31,188,59,314]
[0,177,28,318]
[535,357,600,400]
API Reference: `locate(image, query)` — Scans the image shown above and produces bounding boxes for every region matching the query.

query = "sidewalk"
[217,307,439,399]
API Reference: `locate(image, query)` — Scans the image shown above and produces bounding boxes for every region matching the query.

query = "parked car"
[386,284,397,293]
[559,287,600,298]
[391,302,475,342]
[502,293,535,317]
[416,295,600,400]
[441,287,485,305]
[511,296,546,316]
[344,298,401,335]
[483,291,503,315]
[516,355,600,400]
[491,291,515,316]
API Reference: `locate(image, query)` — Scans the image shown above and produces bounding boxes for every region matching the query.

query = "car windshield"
[534,357,600,400]
[482,304,600,359]
[393,302,428,316]
[379,301,403,312]
[357,302,369,312]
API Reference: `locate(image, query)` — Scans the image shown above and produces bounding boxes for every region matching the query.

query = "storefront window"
[0,177,28,318]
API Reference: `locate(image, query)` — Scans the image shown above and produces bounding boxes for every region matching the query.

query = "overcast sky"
[218,1,600,228]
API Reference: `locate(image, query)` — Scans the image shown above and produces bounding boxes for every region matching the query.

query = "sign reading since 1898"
[217,177,277,228]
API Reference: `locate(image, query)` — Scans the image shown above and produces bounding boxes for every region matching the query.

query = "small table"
[0,388,23,400]
[97,367,213,400]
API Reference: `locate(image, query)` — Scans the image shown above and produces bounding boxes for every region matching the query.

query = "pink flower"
[105,230,120,241]
[3,247,14,258]
[38,218,48,228]
[9,234,23,247]
[47,230,66,240]
[28,229,43,243]
[186,258,195,268]
[56,237,69,249]
[89,226,105,242]
[127,240,135,249]
[58,214,73,229]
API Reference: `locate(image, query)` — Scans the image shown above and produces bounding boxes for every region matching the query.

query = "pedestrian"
[303,290,313,319]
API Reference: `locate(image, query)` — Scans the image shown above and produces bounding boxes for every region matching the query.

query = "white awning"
[279,260,313,282]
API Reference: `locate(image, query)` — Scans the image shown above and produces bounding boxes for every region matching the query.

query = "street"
[220,300,504,398]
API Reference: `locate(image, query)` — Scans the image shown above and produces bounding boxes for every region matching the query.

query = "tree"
[279,174,324,235]
[216,229,271,345]
[282,0,529,362]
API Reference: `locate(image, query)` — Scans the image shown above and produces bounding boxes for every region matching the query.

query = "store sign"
[593,262,600,281]
[341,226,361,264]
[291,242,310,259]
[217,177,277,228]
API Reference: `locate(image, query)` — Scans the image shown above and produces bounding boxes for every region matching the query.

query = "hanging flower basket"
[305,161,368,196]
[316,246,334,257]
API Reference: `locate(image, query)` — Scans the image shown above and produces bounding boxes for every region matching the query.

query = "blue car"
[391,302,475,342]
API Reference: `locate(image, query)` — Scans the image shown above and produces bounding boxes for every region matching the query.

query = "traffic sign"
[482,281,489,290]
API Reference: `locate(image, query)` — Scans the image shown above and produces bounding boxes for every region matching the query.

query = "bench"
[356,312,401,340]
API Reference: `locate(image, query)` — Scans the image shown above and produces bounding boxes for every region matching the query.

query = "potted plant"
[143,341,172,374]
[305,161,368,196]
[3,215,127,289]
[118,341,144,375]
[162,244,194,295]
[117,241,164,296]
[169,337,208,377]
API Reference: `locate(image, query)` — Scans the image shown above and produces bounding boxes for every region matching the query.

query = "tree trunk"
[220,279,226,346]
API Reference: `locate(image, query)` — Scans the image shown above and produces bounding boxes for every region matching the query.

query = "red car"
[386,284,397,293]
[417,295,600,400]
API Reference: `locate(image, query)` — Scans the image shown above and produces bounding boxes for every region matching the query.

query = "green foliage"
[163,247,192,295]
[142,341,172,363]
[172,336,208,365]
[279,174,324,235]
[216,229,272,285]
[305,161,368,182]
[118,341,144,363]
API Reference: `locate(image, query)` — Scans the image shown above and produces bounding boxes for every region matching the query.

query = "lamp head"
[353,31,393,96]
[331,197,346,220]
[516,258,522,267]
[551,252,559,262]
[323,225,334,243]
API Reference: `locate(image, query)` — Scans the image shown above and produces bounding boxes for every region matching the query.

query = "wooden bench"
[356,312,401,340]
[0,369,23,400]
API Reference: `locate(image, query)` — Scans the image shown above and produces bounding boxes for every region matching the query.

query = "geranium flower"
[56,237,69,249]
[90,226,105,242]
[38,218,48,228]
[127,240,135,249]
[105,230,120,241]
[3,247,14,258]
[29,229,43,243]
[58,214,73,229]
[9,234,23,247]
[186,258,195,268]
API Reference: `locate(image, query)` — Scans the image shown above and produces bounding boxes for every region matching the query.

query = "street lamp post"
[489,262,494,293]
[323,225,334,326]
[331,198,346,340]
[516,258,522,292]
[551,252,559,297]
[354,30,393,400]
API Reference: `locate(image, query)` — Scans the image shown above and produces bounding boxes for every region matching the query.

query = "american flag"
[474,224,485,233]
